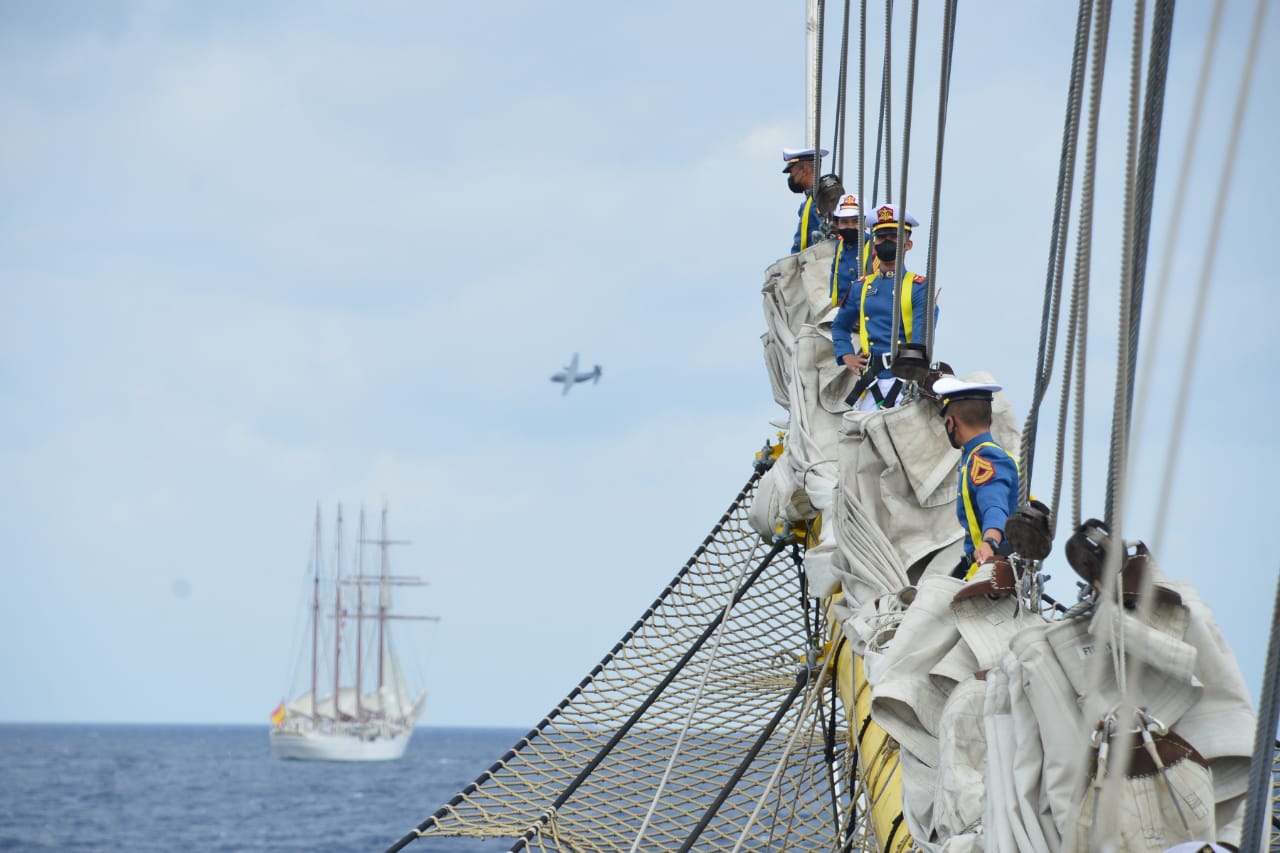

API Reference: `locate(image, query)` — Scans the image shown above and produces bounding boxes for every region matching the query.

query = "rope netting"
[388,465,884,853]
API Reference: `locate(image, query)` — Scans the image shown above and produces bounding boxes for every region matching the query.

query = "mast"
[310,505,321,719]
[355,503,421,714]
[805,0,820,151]
[333,505,343,719]
[355,507,365,721]
[378,504,389,691]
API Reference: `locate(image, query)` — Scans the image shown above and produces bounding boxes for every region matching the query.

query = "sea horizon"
[0,723,528,851]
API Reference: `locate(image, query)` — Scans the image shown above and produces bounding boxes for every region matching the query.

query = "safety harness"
[842,271,917,407]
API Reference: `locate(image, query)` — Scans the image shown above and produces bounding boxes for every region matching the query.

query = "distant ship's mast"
[355,507,366,721]
[310,505,321,720]
[333,506,344,719]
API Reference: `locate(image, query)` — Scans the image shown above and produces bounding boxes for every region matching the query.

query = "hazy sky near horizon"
[2,1,1277,730]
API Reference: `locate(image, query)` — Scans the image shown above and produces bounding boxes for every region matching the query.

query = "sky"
[1,1,1277,730]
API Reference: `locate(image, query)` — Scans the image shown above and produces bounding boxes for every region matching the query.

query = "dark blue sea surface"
[0,724,527,852]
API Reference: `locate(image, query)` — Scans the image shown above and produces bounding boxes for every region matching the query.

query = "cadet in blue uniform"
[827,193,877,306]
[782,147,828,254]
[933,377,1020,578]
[830,203,936,410]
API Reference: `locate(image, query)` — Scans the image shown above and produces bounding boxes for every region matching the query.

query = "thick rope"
[1240,570,1280,853]
[922,0,957,356]
[1049,260,1086,532]
[1100,0,1152,532]
[1088,2,1149,837]
[880,0,893,204]
[1116,0,1175,427]
[833,0,853,180]
[856,0,868,274]
[814,0,827,185]
[887,0,920,364]
[1019,0,1095,503]
[1059,0,1112,533]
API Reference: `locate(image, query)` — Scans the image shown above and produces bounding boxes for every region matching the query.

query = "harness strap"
[799,196,814,252]
[869,379,904,409]
[829,239,843,306]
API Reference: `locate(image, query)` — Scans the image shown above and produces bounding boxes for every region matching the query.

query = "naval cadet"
[783,147,828,254]
[933,377,1020,578]
[827,193,878,306]
[830,203,935,410]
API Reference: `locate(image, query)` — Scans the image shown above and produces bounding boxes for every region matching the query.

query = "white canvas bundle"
[869,574,965,767]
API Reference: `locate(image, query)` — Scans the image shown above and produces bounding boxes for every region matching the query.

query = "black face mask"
[837,229,861,243]
[873,240,898,262]
[787,175,803,194]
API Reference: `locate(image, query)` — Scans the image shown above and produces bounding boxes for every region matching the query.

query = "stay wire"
[888,0,920,364]
[1085,1,1158,837]
[1019,0,1094,506]
[1240,569,1280,853]
[833,0,853,180]
[923,0,958,356]
[856,0,867,292]
[1148,0,1266,548]
[880,0,894,205]
[814,0,827,187]
[1128,0,1223,553]
[1095,0,1157,527]
[1061,0,1113,534]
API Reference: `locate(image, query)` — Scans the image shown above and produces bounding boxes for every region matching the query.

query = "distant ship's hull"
[269,723,414,762]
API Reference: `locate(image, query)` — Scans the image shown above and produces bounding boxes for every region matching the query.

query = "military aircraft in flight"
[550,353,602,395]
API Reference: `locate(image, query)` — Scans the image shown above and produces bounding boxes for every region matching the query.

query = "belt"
[1091,729,1209,780]
[866,352,893,374]
[844,353,894,406]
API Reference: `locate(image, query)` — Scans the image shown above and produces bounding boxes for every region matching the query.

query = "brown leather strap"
[952,559,1016,602]
[1092,729,1209,779]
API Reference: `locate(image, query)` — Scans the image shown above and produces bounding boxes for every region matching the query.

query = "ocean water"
[0,724,527,852]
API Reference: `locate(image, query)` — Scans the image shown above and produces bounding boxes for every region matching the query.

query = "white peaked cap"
[832,193,861,219]
[781,147,830,162]
[781,147,830,172]
[934,377,1002,411]
[865,202,920,231]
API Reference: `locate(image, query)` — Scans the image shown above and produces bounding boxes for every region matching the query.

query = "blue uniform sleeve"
[975,453,1019,535]
[791,198,808,254]
[831,299,858,363]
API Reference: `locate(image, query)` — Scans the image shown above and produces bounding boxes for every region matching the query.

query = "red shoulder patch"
[969,453,995,486]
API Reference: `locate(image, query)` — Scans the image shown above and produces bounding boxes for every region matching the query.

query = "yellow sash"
[800,197,814,251]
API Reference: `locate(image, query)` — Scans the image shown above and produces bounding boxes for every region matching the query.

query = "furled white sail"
[752,242,1257,850]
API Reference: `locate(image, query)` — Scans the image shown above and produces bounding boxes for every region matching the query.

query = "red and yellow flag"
[270,701,286,727]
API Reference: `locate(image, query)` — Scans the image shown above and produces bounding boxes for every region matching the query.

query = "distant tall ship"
[270,504,435,762]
